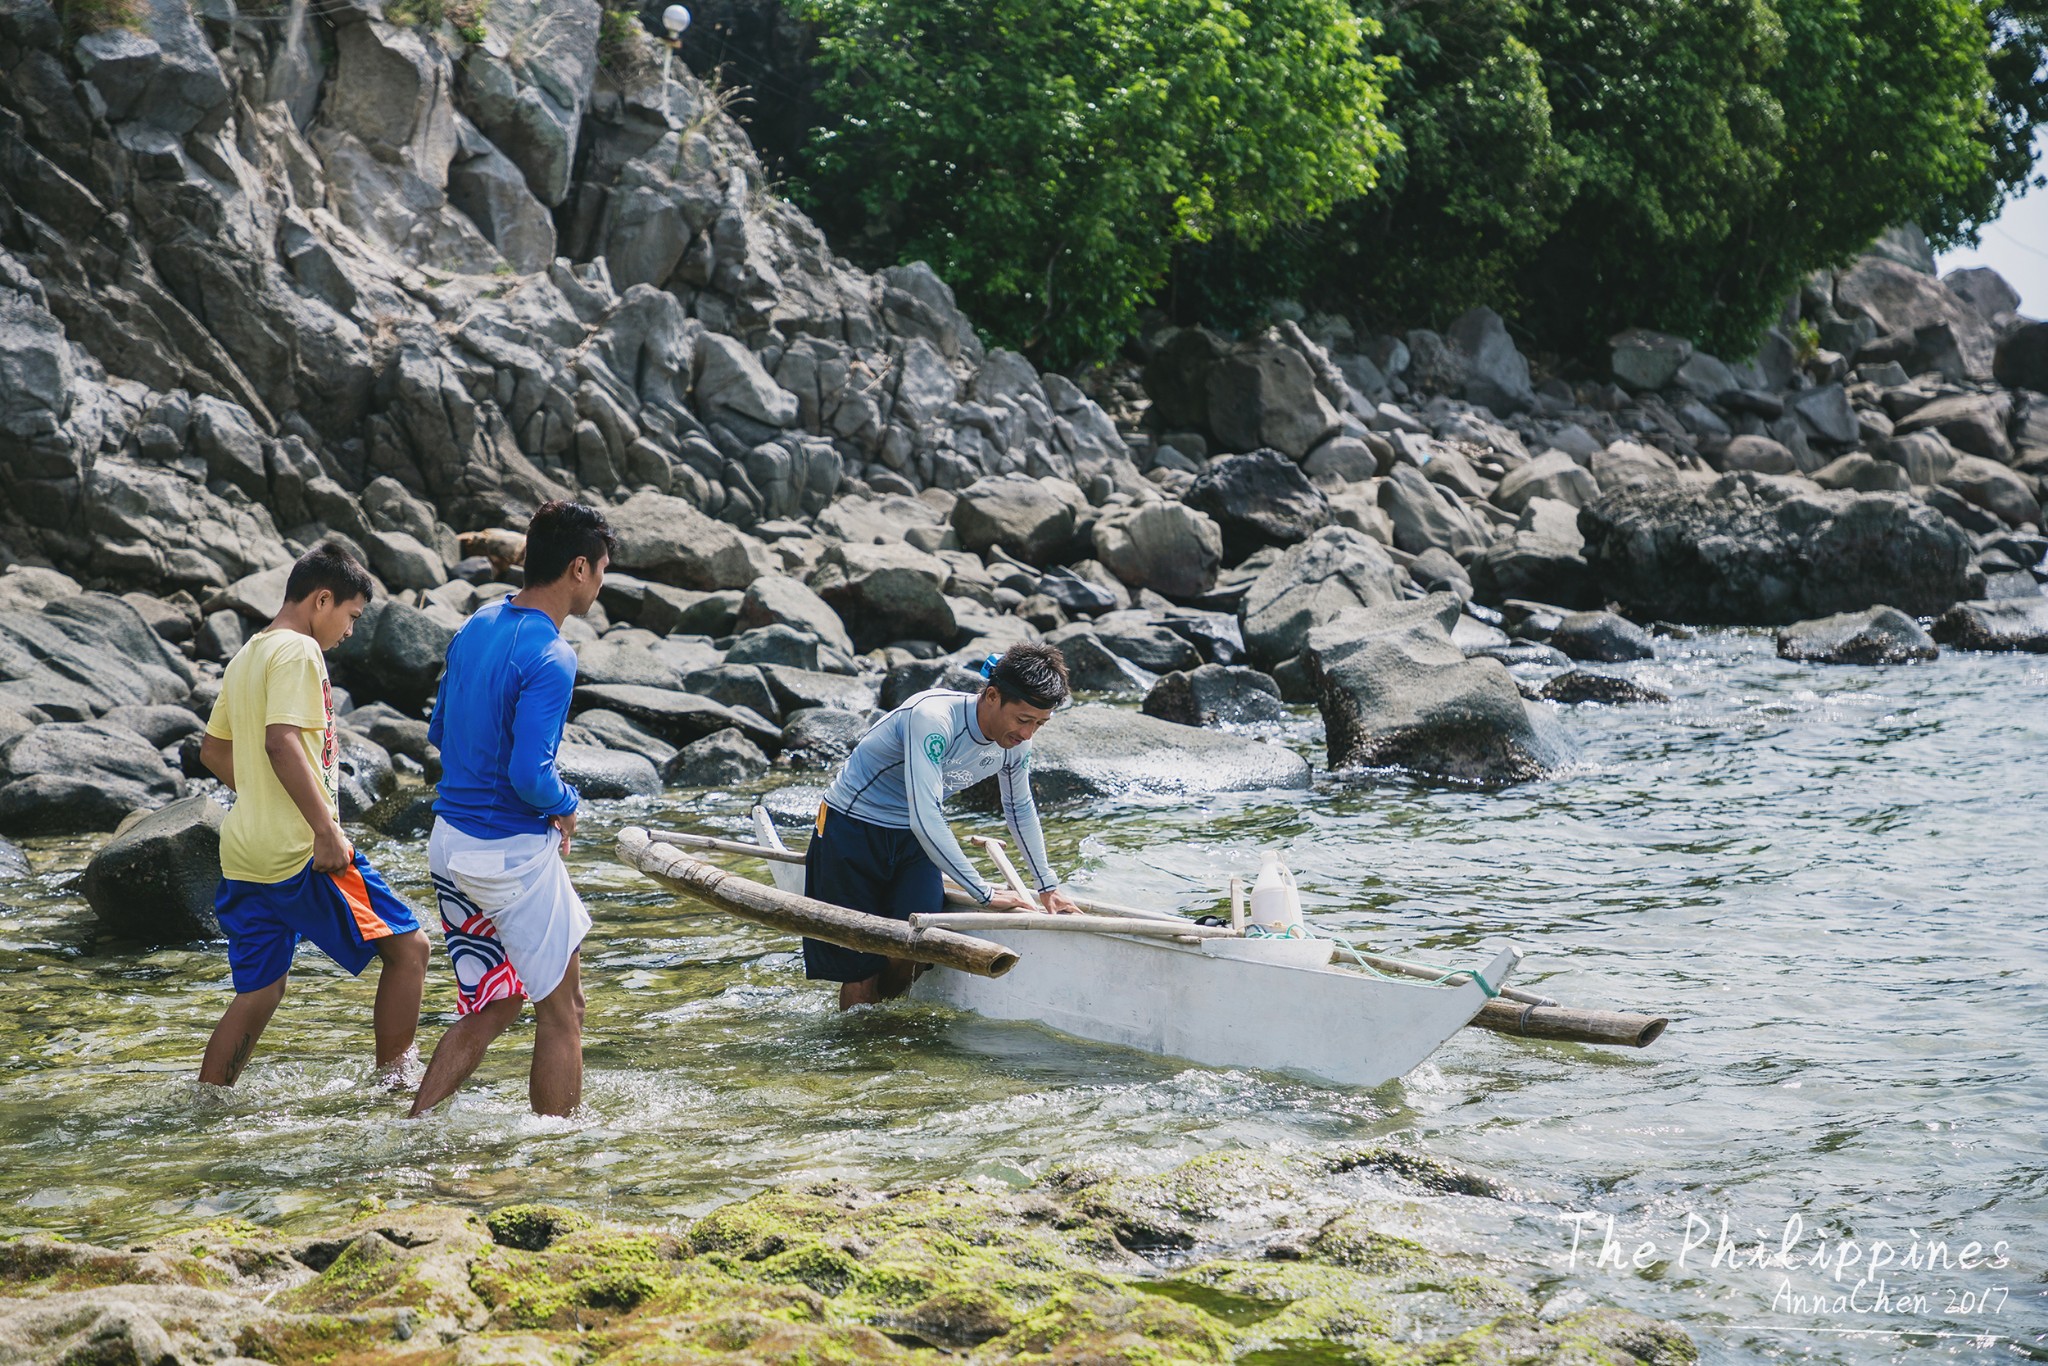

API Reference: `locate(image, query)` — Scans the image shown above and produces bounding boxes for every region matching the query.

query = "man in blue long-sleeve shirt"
[410,501,614,1117]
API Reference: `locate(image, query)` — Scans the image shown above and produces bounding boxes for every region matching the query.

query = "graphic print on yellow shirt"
[204,629,338,884]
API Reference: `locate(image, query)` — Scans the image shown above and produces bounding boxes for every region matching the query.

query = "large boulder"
[1378,464,1488,560]
[1930,598,2048,652]
[608,491,758,590]
[1204,339,1340,458]
[1035,629,1155,695]
[1609,329,1693,391]
[1142,665,1287,728]
[1240,526,1405,667]
[1304,594,1572,786]
[737,575,854,657]
[664,726,773,786]
[1182,449,1331,564]
[1072,611,1202,674]
[1579,472,1976,624]
[1467,535,1599,610]
[693,331,799,430]
[1940,456,2040,527]
[1493,451,1599,514]
[553,743,661,798]
[1447,306,1535,414]
[951,476,1079,565]
[81,794,229,941]
[0,721,185,834]
[1833,256,1996,382]
[1776,607,1938,664]
[1091,502,1223,601]
[571,683,781,749]
[807,543,957,650]
[328,599,455,715]
[775,708,869,770]
[997,706,1310,803]
[1994,321,2048,392]
[1893,393,2013,465]
[1548,611,1655,663]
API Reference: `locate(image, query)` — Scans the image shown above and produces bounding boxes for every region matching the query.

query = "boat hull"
[909,930,1518,1088]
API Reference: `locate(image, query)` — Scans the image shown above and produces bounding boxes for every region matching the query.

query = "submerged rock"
[1776,607,1938,664]
[1538,671,1672,704]
[80,793,228,941]
[1930,598,2048,652]
[1305,594,1572,785]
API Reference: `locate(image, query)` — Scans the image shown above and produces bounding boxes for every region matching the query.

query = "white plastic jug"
[1248,851,1303,932]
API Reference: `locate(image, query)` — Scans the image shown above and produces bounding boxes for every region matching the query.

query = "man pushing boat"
[806,643,1079,1009]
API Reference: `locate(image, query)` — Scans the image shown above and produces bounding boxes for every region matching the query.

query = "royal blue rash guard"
[428,598,581,839]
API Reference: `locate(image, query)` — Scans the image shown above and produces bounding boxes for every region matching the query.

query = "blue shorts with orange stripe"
[215,853,423,993]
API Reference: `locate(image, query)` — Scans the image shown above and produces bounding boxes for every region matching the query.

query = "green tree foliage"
[795,0,1398,366]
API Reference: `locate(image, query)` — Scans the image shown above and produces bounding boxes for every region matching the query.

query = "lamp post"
[659,4,691,86]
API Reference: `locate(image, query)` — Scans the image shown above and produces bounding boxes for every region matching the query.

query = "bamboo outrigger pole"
[616,828,1020,979]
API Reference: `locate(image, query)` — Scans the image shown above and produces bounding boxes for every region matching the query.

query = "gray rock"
[1718,435,1799,475]
[1580,472,1977,624]
[75,0,231,134]
[1240,525,1405,667]
[1944,267,2022,324]
[1467,535,1599,611]
[1075,611,1202,674]
[566,708,678,769]
[1591,441,1681,492]
[775,708,869,770]
[737,575,854,657]
[80,794,227,942]
[554,742,660,798]
[1877,430,1960,486]
[1091,502,1223,600]
[1777,606,1938,664]
[684,663,782,721]
[1930,598,2048,652]
[447,120,556,272]
[100,704,205,750]
[879,659,987,708]
[366,789,439,838]
[1039,628,1158,695]
[1205,338,1340,458]
[817,493,949,546]
[1183,449,1331,564]
[576,637,688,690]
[328,599,454,715]
[641,585,742,637]
[1447,306,1534,414]
[609,491,758,590]
[0,834,28,879]
[334,730,396,821]
[572,683,780,749]
[1305,593,1571,785]
[366,529,449,591]
[994,706,1309,803]
[1941,456,2040,527]
[1994,321,2048,392]
[694,331,798,429]
[1790,384,1859,446]
[951,475,1080,566]
[1493,451,1599,514]
[1302,435,1383,484]
[1894,393,2014,465]
[1537,671,1671,704]
[808,543,958,650]
[1834,256,1996,382]
[759,664,875,714]
[1142,664,1287,728]
[1609,329,1693,391]
[1035,567,1120,618]
[1811,452,1912,493]
[664,726,772,786]
[0,720,185,835]
[196,608,246,664]
[1378,464,1487,560]
[1549,611,1656,663]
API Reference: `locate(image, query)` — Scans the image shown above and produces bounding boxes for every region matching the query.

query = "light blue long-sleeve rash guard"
[822,688,1058,904]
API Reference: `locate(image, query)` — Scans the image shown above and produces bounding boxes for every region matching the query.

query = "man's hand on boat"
[985,887,1081,915]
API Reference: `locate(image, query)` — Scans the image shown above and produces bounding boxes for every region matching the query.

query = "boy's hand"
[312,820,354,874]
[551,810,577,856]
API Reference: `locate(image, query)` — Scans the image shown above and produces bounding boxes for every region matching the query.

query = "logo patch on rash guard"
[923,733,947,765]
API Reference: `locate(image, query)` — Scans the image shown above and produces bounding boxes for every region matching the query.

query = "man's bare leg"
[371,930,429,1077]
[529,951,584,1117]
[199,977,288,1086]
[837,957,918,1011]
[407,996,522,1117]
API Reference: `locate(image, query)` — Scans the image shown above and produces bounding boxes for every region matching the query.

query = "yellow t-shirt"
[204,629,339,884]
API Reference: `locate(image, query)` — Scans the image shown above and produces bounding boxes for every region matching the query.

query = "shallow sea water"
[1,628,2043,1363]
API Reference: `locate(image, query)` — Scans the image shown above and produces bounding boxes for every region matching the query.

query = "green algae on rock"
[0,1155,1692,1366]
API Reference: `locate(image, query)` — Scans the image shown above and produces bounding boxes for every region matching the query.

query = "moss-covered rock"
[0,1154,1691,1365]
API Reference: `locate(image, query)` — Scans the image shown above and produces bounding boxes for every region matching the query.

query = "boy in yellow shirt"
[197,544,429,1088]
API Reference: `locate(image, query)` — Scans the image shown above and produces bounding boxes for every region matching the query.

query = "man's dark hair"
[523,500,617,586]
[988,642,1070,709]
[284,541,374,605]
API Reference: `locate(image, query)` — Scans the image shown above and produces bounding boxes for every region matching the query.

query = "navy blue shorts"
[802,803,943,982]
[215,853,423,993]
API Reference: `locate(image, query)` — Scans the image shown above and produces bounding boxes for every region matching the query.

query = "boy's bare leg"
[199,977,288,1086]
[372,930,430,1077]
[407,996,522,1117]
[529,951,584,1117]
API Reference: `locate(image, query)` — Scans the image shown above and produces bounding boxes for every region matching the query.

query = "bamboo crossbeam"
[909,912,1233,941]
[618,828,1018,979]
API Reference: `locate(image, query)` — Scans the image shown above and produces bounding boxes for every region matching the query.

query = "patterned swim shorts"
[431,871,528,1015]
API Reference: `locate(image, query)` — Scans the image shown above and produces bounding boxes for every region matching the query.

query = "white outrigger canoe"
[617,819,1557,1089]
